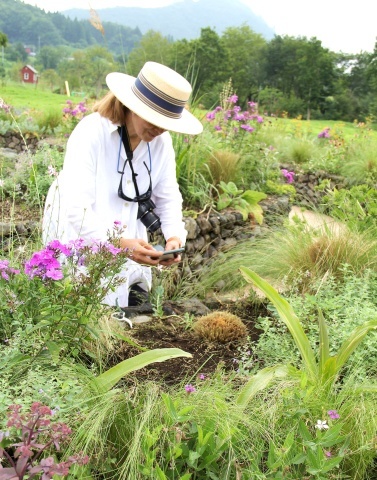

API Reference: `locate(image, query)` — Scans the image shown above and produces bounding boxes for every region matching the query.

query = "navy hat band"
[131,74,187,120]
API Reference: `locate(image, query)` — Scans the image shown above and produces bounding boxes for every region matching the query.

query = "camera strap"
[118,126,140,198]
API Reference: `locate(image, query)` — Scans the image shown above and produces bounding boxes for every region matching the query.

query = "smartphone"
[160,247,185,260]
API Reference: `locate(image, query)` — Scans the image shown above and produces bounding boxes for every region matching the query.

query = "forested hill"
[0,0,142,54]
[65,0,275,42]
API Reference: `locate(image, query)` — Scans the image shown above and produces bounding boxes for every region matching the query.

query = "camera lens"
[137,200,161,233]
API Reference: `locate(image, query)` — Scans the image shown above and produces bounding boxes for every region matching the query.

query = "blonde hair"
[93,92,129,124]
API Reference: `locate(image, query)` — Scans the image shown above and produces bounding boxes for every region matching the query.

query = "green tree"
[126,30,173,76]
[220,24,267,105]
[37,45,60,70]
[0,30,7,47]
[265,35,336,119]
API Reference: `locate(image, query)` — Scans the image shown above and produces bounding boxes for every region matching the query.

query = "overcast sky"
[21,0,377,54]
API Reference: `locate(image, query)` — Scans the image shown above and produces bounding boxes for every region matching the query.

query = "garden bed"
[109,299,267,386]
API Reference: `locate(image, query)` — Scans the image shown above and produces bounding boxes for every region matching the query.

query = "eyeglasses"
[117,135,153,202]
[117,158,152,202]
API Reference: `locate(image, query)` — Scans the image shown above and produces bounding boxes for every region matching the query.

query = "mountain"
[64,0,275,42]
[0,0,142,54]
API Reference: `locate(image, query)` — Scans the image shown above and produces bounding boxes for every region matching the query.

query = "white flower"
[0,179,4,188]
[315,420,329,430]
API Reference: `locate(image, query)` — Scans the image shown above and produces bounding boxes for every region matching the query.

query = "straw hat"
[106,62,203,135]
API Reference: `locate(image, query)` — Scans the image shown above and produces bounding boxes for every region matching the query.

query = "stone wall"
[0,132,40,154]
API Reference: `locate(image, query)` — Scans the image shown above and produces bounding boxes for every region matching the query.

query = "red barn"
[20,65,38,84]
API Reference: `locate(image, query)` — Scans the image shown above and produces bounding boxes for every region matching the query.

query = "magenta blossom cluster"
[318,127,331,138]
[184,384,196,394]
[281,169,295,184]
[206,96,263,134]
[0,260,20,281]
[24,240,71,281]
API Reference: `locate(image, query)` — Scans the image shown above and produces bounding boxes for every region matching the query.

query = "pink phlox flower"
[214,125,222,131]
[184,384,196,393]
[206,111,216,121]
[199,374,206,380]
[327,410,340,420]
[71,109,78,117]
[25,248,63,281]
[47,240,72,257]
[215,106,222,112]
[0,259,20,280]
[233,105,241,112]
[281,169,295,184]
[225,111,232,119]
[105,243,122,256]
[66,100,72,105]
[256,115,264,123]
[324,450,332,457]
[228,94,238,103]
[62,107,71,114]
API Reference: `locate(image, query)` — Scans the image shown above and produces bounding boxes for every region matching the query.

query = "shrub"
[193,311,247,343]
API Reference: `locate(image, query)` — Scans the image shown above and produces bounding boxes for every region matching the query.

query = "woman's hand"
[120,238,162,266]
[158,236,183,267]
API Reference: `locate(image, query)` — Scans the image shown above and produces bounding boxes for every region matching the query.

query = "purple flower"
[25,248,64,281]
[228,94,238,103]
[324,450,332,457]
[105,243,122,256]
[256,116,264,124]
[0,260,20,280]
[327,410,340,420]
[185,384,196,394]
[233,113,245,121]
[199,374,206,380]
[214,125,222,131]
[318,127,331,138]
[248,101,257,112]
[281,169,295,184]
[241,124,254,133]
[47,240,72,257]
[206,111,216,121]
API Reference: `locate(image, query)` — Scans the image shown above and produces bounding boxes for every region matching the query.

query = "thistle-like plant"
[236,267,377,408]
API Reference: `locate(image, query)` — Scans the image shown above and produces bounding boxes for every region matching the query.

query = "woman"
[42,61,203,307]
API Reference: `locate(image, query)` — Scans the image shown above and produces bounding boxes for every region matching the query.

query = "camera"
[137,198,161,233]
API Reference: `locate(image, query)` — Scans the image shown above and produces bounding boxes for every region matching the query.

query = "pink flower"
[185,384,196,393]
[281,169,295,184]
[327,410,340,420]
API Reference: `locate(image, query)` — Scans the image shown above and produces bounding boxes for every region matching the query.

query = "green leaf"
[236,364,289,408]
[45,341,61,363]
[335,320,377,374]
[247,204,264,224]
[240,190,267,204]
[93,348,192,391]
[217,194,232,211]
[239,267,318,381]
